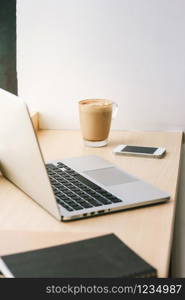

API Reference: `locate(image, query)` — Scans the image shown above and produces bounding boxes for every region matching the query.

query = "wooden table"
[0,130,183,277]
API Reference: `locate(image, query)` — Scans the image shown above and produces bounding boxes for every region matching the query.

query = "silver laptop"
[0,89,170,221]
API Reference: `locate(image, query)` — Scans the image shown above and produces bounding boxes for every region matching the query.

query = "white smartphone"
[113,145,166,158]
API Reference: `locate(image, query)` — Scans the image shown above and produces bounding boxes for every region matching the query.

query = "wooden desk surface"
[0,130,183,277]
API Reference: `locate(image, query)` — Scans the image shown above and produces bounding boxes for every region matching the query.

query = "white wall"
[17,0,185,130]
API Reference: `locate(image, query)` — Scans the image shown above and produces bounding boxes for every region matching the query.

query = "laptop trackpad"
[84,167,137,186]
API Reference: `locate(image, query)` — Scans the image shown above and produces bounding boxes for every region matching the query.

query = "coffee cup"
[78,99,118,147]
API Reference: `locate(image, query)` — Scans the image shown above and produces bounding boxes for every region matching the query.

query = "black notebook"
[0,234,157,278]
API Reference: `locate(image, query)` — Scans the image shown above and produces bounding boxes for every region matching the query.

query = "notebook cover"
[0,234,157,278]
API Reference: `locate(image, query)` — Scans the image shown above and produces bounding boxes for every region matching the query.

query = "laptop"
[0,89,170,221]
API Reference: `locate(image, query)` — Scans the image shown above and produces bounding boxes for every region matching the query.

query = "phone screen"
[121,146,157,154]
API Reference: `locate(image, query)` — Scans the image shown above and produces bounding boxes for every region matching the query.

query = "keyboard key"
[65,207,74,211]
[70,187,79,192]
[70,178,79,184]
[64,200,75,205]
[61,195,71,201]
[87,191,97,197]
[59,180,67,185]
[57,163,71,171]
[57,171,66,175]
[100,191,111,197]
[53,175,62,179]
[54,183,61,188]
[70,205,82,210]
[108,196,122,203]
[94,187,104,193]
[65,192,75,197]
[65,174,71,177]
[53,176,64,182]
[80,186,90,192]
[50,180,56,184]
[84,195,95,201]
[86,199,102,207]
[57,199,74,211]
[67,170,76,175]
[57,162,67,167]
[80,202,93,208]
[76,199,88,205]
[57,186,66,191]
[46,164,56,169]
[77,191,86,196]
[54,192,61,196]
[95,197,111,205]
[47,171,54,175]
[72,197,82,202]
[63,183,72,187]
[61,205,74,212]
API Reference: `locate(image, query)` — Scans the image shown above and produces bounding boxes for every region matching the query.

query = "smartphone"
[113,145,166,158]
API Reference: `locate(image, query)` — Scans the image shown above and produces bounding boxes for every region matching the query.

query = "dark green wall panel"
[0,0,17,94]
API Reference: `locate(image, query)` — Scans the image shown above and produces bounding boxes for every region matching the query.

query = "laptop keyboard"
[46,162,122,212]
